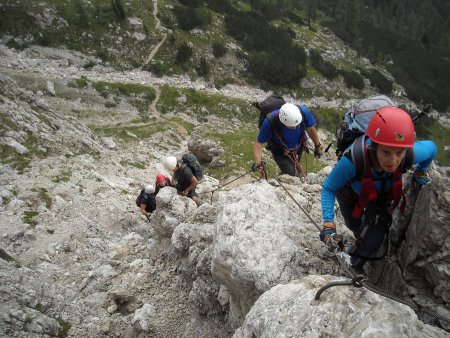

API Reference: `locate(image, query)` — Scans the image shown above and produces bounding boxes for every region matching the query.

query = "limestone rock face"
[187,129,224,163]
[370,175,450,328]
[0,74,103,160]
[233,275,446,338]
[399,177,450,304]
[391,175,450,326]
[151,187,197,237]
[211,181,329,325]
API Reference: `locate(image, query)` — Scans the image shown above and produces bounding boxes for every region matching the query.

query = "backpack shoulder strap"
[345,135,367,179]
[180,162,189,172]
[266,111,281,134]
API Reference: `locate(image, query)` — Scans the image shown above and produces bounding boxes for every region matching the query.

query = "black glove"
[252,162,262,172]
[314,143,323,159]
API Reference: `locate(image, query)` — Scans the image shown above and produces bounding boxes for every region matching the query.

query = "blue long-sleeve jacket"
[321,139,437,222]
[257,106,316,148]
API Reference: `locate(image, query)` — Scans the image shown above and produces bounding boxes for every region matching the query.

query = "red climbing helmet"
[366,107,415,148]
[156,173,167,183]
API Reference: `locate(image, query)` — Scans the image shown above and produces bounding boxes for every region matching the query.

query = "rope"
[197,169,254,196]
[196,168,259,204]
[274,177,321,231]
[362,281,450,325]
[304,149,308,176]
[332,247,450,325]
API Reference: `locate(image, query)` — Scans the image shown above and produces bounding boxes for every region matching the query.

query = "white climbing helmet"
[279,103,302,127]
[144,184,155,194]
[163,156,178,171]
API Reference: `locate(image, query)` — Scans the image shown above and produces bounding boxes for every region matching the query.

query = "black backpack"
[135,189,145,207]
[181,153,204,180]
[136,189,156,212]
[252,95,286,129]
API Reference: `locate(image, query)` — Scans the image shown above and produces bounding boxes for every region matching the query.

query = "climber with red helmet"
[253,102,322,177]
[320,107,437,273]
[154,173,173,194]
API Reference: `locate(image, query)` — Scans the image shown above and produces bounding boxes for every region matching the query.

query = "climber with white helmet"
[253,102,322,177]
[136,184,156,217]
[163,156,201,206]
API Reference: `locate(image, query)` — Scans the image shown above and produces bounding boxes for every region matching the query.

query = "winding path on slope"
[140,0,167,70]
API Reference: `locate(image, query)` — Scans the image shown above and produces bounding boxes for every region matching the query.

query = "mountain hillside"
[1,0,448,168]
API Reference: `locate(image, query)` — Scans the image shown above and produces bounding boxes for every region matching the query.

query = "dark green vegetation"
[224,9,307,87]
[23,211,39,227]
[0,0,448,167]
[0,0,157,68]
[0,248,15,262]
[2,0,448,111]
[92,81,156,116]
[31,187,52,209]
[314,0,450,111]
[57,318,71,338]
[0,112,46,174]
[309,49,338,80]
[157,85,255,123]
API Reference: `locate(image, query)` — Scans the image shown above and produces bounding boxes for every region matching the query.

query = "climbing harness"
[274,178,450,325]
[282,148,306,178]
[260,161,268,180]
[265,110,308,177]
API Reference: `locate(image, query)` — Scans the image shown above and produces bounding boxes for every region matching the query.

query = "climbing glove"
[251,162,263,172]
[412,170,430,190]
[314,143,323,159]
[320,222,344,251]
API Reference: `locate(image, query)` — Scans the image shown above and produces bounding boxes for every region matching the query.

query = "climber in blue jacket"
[320,107,437,272]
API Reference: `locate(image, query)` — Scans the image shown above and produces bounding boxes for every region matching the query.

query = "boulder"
[233,275,447,338]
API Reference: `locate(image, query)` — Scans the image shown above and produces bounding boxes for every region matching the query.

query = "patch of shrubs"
[206,0,233,13]
[339,69,365,90]
[195,57,210,77]
[175,42,193,64]
[309,49,338,79]
[248,48,307,86]
[360,68,393,94]
[225,9,307,86]
[145,61,171,77]
[173,5,211,31]
[212,42,226,58]
[178,0,203,6]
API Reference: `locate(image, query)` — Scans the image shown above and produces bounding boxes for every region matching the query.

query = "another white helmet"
[144,184,155,194]
[279,103,302,127]
[163,156,178,171]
